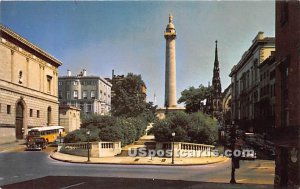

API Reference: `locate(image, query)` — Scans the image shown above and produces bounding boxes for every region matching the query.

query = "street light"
[171,132,175,164]
[230,120,236,184]
[59,131,62,144]
[86,130,91,162]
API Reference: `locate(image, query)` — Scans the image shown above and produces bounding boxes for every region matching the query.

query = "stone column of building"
[164,14,177,108]
[10,50,14,82]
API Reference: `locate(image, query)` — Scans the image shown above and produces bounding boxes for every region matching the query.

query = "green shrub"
[64,114,149,147]
[152,111,218,145]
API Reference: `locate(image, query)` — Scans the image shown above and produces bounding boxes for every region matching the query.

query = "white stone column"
[164,14,177,108]
[165,38,177,107]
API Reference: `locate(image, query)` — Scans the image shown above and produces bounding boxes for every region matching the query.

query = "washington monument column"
[164,14,177,108]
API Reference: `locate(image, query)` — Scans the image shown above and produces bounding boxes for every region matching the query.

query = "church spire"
[210,40,222,119]
[214,40,219,68]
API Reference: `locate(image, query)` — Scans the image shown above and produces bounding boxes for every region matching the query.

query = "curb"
[50,152,228,166]
[0,145,26,153]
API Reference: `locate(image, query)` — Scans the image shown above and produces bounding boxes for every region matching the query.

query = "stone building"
[229,32,275,132]
[257,52,276,134]
[0,25,62,144]
[59,105,80,133]
[58,69,112,115]
[273,1,300,188]
[222,84,232,125]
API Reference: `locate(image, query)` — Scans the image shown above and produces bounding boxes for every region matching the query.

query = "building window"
[47,75,52,93]
[86,104,92,113]
[73,90,78,99]
[91,91,95,99]
[67,91,70,99]
[73,81,78,85]
[59,91,63,99]
[7,105,11,114]
[18,70,23,84]
[37,110,40,118]
[83,91,88,99]
[58,81,63,86]
[30,109,33,117]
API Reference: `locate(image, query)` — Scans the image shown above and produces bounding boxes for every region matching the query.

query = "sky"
[0,1,275,107]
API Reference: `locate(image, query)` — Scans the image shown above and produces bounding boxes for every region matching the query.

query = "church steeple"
[213,40,221,95]
[214,40,219,67]
[209,40,222,119]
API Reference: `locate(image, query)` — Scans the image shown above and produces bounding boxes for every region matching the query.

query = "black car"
[26,137,47,151]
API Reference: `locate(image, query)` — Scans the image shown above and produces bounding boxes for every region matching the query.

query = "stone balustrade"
[156,142,215,157]
[58,141,121,157]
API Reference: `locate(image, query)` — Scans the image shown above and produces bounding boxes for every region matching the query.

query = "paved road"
[2,176,273,189]
[0,148,275,188]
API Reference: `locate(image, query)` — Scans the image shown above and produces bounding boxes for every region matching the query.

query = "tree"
[152,111,218,145]
[111,73,157,118]
[178,85,212,113]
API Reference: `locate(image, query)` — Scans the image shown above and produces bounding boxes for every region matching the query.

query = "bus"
[26,126,65,144]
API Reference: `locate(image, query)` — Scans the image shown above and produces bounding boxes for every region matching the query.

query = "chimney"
[83,69,87,76]
[67,70,71,76]
[112,69,115,79]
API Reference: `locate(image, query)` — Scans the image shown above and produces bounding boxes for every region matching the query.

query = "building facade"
[58,69,112,115]
[273,1,300,188]
[257,53,276,134]
[222,84,232,125]
[59,105,80,133]
[230,32,275,132]
[0,25,62,144]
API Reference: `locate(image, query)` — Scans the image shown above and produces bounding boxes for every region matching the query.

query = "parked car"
[26,137,47,151]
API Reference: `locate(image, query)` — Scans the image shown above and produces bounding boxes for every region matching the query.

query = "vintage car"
[26,137,47,151]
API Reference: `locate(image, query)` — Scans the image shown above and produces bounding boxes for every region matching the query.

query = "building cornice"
[0,24,62,67]
[58,76,112,86]
[229,37,275,77]
[1,40,58,72]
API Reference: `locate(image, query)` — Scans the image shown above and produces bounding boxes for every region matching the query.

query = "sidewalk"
[51,151,228,165]
[0,140,26,152]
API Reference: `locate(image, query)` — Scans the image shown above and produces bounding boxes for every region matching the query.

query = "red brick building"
[274,1,300,188]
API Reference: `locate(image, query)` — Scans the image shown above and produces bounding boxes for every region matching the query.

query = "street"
[0,148,275,188]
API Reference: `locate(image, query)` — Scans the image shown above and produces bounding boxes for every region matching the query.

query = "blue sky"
[1,1,275,107]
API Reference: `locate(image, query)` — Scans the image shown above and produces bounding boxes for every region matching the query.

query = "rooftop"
[0,24,62,67]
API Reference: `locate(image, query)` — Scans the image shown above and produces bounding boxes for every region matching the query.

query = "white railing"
[156,142,215,157]
[59,141,121,157]
[61,142,94,150]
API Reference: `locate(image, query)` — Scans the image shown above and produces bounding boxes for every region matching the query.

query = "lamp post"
[86,130,90,162]
[59,131,62,144]
[230,120,236,184]
[171,132,175,164]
